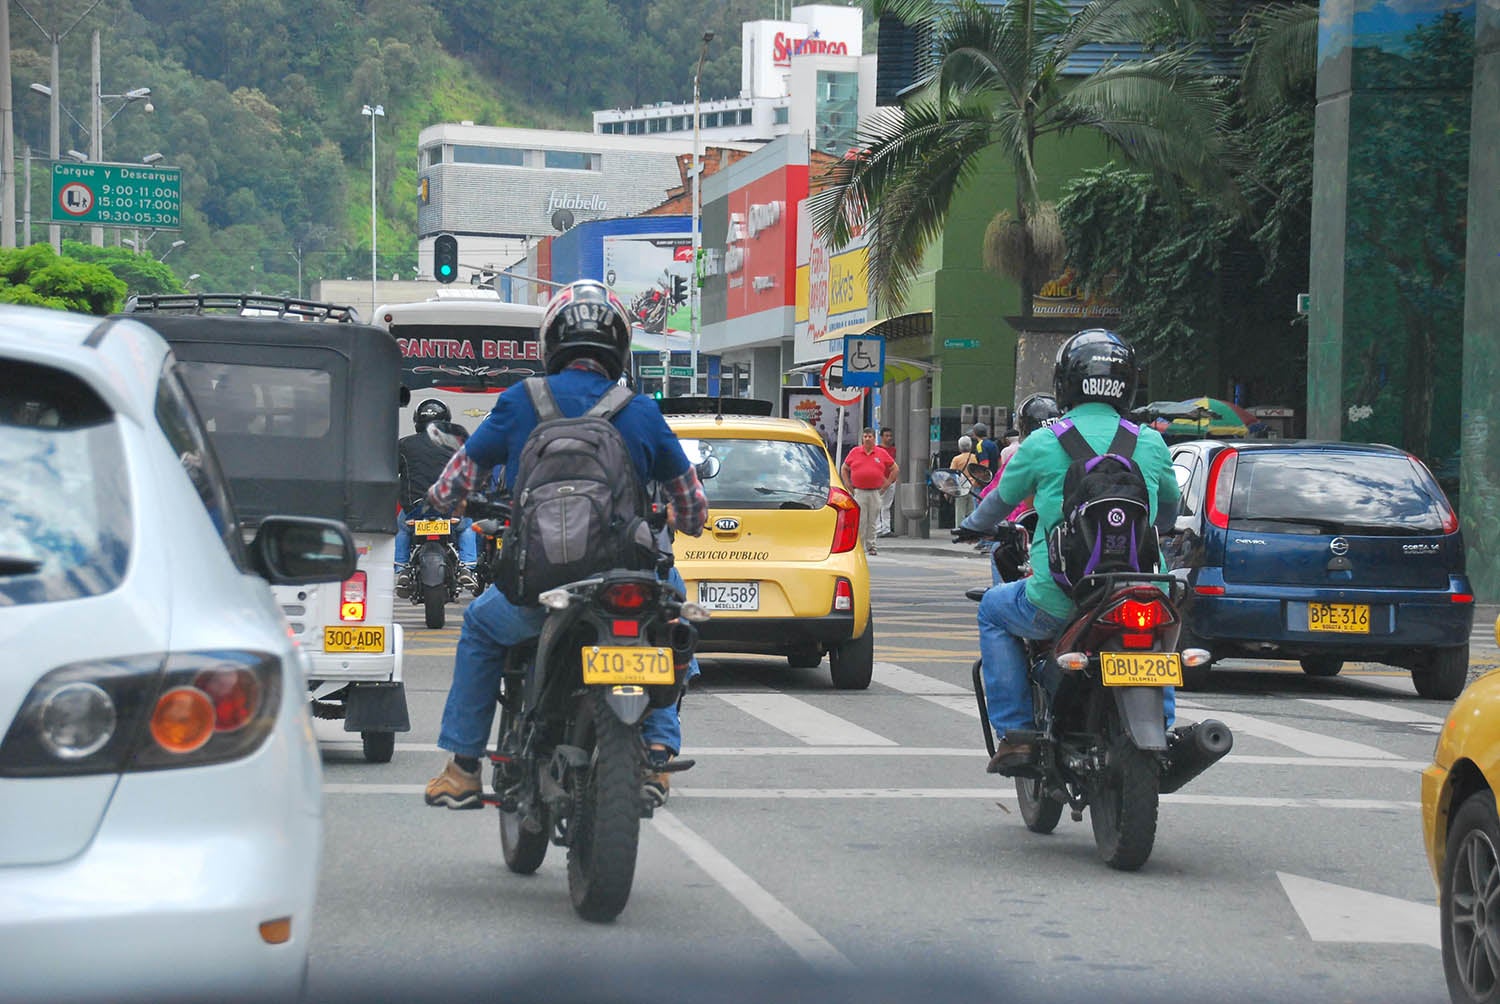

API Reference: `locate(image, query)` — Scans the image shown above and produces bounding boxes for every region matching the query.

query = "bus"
[372,289,547,430]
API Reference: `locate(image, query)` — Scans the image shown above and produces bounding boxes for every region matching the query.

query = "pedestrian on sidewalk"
[840,427,899,556]
[950,434,979,523]
[877,427,899,537]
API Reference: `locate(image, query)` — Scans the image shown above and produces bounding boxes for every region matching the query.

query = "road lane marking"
[873,662,971,695]
[1278,872,1439,949]
[1297,698,1446,730]
[649,809,853,971]
[1174,703,1401,759]
[321,784,1418,809]
[715,693,896,746]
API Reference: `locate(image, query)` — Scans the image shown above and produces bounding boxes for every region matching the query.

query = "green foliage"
[63,241,186,296]
[9,0,775,298]
[809,0,1234,308]
[0,245,129,314]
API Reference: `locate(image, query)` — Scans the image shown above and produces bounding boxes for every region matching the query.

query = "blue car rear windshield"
[1229,452,1449,533]
[0,362,131,605]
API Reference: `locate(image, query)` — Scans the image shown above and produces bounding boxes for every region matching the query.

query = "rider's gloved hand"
[951,526,982,543]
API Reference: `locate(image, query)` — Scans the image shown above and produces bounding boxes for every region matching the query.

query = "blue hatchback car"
[1162,440,1473,698]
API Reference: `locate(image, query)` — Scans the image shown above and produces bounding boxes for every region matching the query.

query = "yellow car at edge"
[665,412,874,689]
[1422,612,1500,1003]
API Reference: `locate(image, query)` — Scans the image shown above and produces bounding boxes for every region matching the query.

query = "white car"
[0,306,356,1001]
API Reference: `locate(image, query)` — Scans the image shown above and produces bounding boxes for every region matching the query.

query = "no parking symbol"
[58,182,94,217]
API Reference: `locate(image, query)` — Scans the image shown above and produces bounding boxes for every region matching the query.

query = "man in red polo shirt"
[839,427,899,555]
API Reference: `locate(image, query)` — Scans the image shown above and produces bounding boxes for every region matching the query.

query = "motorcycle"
[463,491,510,598]
[483,519,708,922]
[396,512,469,629]
[942,473,1233,871]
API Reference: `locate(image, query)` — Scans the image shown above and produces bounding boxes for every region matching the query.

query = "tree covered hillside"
[7,0,783,297]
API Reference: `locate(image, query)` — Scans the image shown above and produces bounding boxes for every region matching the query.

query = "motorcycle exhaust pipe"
[667,621,698,670]
[1159,719,1234,794]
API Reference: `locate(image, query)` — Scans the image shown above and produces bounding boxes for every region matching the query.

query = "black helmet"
[1016,393,1063,437]
[539,280,633,381]
[414,398,450,432]
[1053,329,1138,412]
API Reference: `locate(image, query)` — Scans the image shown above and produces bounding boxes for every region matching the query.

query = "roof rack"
[122,293,362,324]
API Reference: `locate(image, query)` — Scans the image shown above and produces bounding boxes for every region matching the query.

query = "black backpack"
[1044,418,1158,597]
[496,378,652,604]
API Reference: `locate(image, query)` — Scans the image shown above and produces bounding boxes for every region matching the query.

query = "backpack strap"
[1105,418,1140,459]
[584,383,635,422]
[524,378,562,423]
[1050,419,1097,463]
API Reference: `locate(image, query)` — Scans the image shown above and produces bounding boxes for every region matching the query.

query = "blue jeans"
[395,505,477,568]
[436,567,699,758]
[976,580,1176,736]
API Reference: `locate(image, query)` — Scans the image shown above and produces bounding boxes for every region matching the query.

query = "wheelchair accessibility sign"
[841,334,885,388]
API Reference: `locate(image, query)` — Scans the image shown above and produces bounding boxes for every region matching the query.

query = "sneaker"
[866,544,878,555]
[457,564,480,593]
[424,758,483,809]
[643,747,672,807]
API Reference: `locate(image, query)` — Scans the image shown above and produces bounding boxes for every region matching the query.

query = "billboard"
[602,232,694,336]
[794,197,870,362]
[716,165,806,322]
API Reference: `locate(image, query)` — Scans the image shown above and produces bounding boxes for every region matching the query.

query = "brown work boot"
[424,758,483,809]
[986,737,1035,775]
[643,746,673,807]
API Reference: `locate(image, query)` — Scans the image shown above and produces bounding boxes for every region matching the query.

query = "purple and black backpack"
[1044,418,1158,597]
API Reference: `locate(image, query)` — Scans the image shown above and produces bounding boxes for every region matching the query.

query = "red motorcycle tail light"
[829,487,860,554]
[1104,598,1168,630]
[600,581,653,614]
[611,619,640,637]
[1120,632,1155,649]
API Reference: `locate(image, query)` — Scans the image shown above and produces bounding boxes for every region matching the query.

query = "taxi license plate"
[1099,651,1184,687]
[1307,602,1370,633]
[580,646,674,685]
[698,581,759,611]
[324,626,387,653]
[413,519,450,536]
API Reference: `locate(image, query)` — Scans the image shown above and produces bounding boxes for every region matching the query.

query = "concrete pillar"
[906,376,932,538]
[1308,1,1474,472]
[887,378,909,535]
[1461,0,1500,600]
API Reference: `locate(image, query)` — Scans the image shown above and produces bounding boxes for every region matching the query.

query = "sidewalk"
[868,532,1500,660]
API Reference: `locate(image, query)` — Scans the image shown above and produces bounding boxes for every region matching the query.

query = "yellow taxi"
[1421,612,1500,1002]
[664,411,873,688]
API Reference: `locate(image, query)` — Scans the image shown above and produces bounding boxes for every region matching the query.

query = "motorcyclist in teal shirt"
[962,329,1181,773]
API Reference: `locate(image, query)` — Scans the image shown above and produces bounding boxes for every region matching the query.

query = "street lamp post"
[287,246,303,299]
[158,239,185,263]
[690,31,714,397]
[361,104,384,315]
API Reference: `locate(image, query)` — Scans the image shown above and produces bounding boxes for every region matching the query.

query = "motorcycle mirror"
[696,456,721,480]
[928,468,970,498]
[679,438,712,465]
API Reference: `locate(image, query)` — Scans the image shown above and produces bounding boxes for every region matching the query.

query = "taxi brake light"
[829,487,860,554]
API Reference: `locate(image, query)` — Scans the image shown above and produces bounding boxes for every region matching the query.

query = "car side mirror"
[248,516,357,585]
[696,456,720,480]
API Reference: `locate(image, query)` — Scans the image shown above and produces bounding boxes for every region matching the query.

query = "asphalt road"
[308,553,1457,1004]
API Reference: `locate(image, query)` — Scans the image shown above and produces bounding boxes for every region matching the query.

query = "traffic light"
[433,234,458,284]
[671,274,687,305]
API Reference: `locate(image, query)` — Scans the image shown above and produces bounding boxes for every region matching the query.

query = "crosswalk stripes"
[715,693,896,746]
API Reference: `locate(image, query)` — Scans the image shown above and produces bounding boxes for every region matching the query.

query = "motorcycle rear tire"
[423,582,446,629]
[1088,702,1160,872]
[567,690,642,923]
[497,704,549,874]
[1016,776,1064,834]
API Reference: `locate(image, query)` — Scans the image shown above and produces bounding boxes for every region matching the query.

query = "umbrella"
[1130,400,1202,423]
[1165,396,1249,438]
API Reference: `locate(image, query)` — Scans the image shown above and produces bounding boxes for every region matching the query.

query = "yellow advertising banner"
[796,244,870,340]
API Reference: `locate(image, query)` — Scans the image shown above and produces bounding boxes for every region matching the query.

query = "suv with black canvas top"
[1162,439,1473,698]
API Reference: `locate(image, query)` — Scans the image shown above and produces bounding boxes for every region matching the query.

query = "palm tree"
[811,0,1237,312]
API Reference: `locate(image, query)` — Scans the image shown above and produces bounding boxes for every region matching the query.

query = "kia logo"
[1329,537,1349,556]
[714,517,740,532]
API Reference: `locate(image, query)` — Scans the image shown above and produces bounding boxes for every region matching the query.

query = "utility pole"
[690,31,714,397]
[90,30,102,247]
[1,0,17,247]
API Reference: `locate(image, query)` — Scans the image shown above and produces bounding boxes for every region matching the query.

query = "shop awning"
[836,310,933,343]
